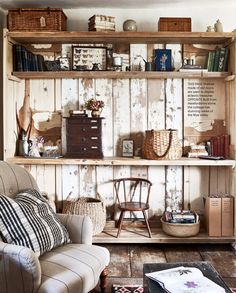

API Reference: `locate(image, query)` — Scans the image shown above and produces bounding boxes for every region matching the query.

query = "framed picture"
[59,56,71,71]
[122,139,134,157]
[72,46,107,71]
[154,49,172,71]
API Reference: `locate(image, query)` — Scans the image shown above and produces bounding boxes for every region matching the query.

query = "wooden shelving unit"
[5,30,236,244]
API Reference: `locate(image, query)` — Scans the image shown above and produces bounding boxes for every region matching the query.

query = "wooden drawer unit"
[66,117,103,158]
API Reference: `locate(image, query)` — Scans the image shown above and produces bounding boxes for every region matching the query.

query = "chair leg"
[142,211,152,238]
[117,210,125,238]
[100,266,109,293]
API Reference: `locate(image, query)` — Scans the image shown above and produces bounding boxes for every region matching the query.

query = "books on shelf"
[188,144,208,158]
[13,44,45,72]
[88,14,115,31]
[206,47,229,72]
[146,266,226,293]
[163,210,198,224]
[179,65,208,73]
[206,134,230,158]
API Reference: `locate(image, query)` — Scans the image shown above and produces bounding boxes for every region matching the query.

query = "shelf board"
[93,227,235,244]
[12,71,231,80]
[7,31,235,45]
[7,156,236,167]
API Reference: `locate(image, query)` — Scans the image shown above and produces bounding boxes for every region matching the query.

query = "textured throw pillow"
[0,189,71,256]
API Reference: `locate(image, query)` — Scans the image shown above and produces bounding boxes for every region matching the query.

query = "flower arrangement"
[85,98,105,111]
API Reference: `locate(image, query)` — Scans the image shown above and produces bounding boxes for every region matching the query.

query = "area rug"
[111,285,144,293]
[112,285,236,293]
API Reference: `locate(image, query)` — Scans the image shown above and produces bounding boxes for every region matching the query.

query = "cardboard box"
[204,196,234,237]
[158,17,191,32]
[222,196,234,236]
[204,197,222,237]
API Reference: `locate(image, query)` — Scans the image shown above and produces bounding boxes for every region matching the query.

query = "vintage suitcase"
[7,8,67,31]
[158,17,191,32]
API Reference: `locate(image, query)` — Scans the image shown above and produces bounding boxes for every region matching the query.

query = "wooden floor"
[90,243,236,292]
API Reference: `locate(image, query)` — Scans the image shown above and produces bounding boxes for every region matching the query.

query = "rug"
[111,285,236,293]
[111,285,144,293]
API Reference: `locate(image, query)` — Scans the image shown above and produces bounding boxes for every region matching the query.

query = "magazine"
[145,266,226,293]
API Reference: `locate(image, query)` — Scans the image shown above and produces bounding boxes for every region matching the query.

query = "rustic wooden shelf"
[93,226,235,244]
[12,71,231,80]
[7,31,235,45]
[7,156,236,167]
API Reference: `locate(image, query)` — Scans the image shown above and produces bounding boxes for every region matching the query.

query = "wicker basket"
[161,217,200,237]
[7,8,67,31]
[63,195,106,235]
[142,129,182,160]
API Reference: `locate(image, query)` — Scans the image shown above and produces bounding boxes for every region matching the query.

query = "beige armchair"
[0,161,110,293]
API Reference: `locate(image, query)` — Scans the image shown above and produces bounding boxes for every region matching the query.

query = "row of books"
[13,44,45,72]
[206,134,230,158]
[163,210,198,224]
[205,47,229,72]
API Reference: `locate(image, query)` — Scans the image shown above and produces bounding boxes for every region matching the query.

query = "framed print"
[59,56,71,71]
[72,46,107,71]
[122,139,134,157]
[154,49,172,71]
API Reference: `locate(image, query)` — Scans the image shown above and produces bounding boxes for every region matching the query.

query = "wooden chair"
[114,177,152,238]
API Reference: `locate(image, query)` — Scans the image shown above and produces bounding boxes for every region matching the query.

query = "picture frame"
[59,56,71,71]
[154,49,172,71]
[72,46,107,71]
[122,139,134,157]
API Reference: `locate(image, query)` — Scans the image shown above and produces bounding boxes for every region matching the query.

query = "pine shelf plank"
[12,71,231,80]
[7,31,235,45]
[7,156,236,167]
[92,227,235,244]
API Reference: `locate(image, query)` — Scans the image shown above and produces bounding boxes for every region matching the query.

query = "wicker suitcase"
[7,8,67,31]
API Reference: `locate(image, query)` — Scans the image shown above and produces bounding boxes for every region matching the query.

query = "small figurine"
[206,26,214,32]
[214,19,223,32]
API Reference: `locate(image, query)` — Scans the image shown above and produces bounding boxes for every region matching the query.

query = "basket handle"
[152,129,173,158]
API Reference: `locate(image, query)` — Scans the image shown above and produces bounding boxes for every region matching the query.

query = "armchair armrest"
[57,214,93,244]
[0,241,41,293]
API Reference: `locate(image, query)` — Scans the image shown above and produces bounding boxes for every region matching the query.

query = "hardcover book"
[146,266,226,293]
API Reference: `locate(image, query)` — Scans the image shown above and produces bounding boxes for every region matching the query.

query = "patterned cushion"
[0,189,71,256]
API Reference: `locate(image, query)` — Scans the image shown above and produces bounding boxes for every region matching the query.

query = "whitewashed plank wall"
[4,42,231,220]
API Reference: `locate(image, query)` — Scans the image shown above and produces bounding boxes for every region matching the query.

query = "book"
[146,266,226,293]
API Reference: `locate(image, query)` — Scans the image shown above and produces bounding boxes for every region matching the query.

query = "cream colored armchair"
[0,161,110,293]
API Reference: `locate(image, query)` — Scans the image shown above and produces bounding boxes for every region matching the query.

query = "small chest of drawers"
[66,117,103,158]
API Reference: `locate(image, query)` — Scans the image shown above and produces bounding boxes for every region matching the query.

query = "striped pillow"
[0,189,71,256]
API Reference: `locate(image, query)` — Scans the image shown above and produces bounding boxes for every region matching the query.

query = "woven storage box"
[7,8,67,31]
[142,129,182,160]
[63,195,106,235]
[158,17,191,32]
[161,217,200,237]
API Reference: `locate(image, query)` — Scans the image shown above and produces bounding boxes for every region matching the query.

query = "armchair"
[0,161,110,293]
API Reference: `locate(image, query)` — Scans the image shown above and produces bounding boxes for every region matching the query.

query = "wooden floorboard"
[90,243,236,292]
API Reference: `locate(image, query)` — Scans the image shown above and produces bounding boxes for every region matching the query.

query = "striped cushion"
[0,189,71,256]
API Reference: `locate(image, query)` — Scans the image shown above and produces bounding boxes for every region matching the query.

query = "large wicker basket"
[142,129,182,160]
[63,195,106,235]
[7,8,67,31]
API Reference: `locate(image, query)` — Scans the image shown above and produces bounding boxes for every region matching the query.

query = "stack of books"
[88,15,115,31]
[13,44,45,72]
[205,47,229,72]
[163,210,198,224]
[188,145,208,158]
[69,110,88,117]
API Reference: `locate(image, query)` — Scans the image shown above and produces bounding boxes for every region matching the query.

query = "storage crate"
[7,8,67,31]
[158,17,191,32]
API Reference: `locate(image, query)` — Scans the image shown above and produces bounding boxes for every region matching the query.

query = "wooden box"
[7,8,67,31]
[158,17,191,32]
[66,117,103,158]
